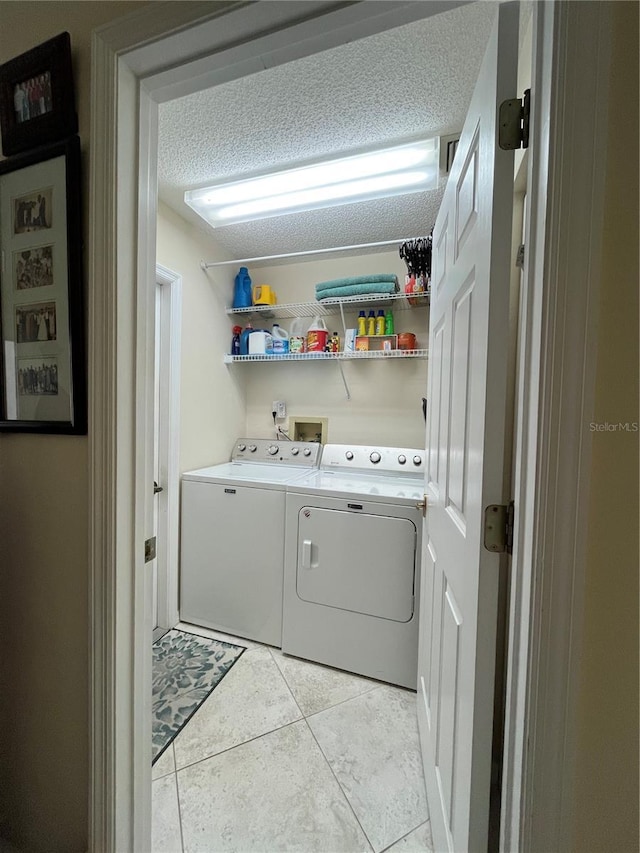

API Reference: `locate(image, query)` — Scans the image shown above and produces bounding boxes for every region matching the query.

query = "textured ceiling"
[157,2,498,260]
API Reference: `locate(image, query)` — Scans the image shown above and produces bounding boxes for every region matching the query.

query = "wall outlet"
[273,400,287,419]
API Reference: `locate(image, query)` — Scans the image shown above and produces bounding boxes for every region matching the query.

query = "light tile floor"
[152,622,434,853]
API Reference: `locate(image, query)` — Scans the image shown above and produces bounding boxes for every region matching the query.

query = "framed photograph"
[0,135,86,433]
[0,32,77,156]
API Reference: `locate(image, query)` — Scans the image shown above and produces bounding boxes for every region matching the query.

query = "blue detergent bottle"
[232,266,253,308]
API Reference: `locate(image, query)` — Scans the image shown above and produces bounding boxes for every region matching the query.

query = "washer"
[283,444,425,689]
[180,438,321,646]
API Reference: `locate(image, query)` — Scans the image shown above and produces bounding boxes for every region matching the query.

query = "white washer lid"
[182,462,316,489]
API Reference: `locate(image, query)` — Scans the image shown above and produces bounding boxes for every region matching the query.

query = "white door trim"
[500,2,612,851]
[88,2,611,850]
[155,263,182,631]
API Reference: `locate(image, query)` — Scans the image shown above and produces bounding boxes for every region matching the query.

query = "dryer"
[180,438,321,646]
[282,444,425,689]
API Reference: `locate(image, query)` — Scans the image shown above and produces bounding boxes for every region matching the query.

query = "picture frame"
[0,32,77,157]
[0,135,86,434]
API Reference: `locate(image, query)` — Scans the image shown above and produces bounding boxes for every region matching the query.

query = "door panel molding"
[454,126,480,259]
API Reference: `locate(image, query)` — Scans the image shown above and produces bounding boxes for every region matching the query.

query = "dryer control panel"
[321,444,425,474]
[231,438,322,466]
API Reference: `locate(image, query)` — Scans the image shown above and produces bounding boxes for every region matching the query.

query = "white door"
[152,284,161,632]
[417,4,519,851]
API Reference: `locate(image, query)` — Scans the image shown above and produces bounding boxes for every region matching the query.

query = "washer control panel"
[231,438,322,466]
[321,444,425,473]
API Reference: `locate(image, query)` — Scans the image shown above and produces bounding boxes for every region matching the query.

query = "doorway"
[89,3,611,851]
[96,6,520,844]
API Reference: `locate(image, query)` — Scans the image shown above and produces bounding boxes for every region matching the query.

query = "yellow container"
[252,284,276,305]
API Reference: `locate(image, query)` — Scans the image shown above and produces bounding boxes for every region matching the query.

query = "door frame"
[501,5,611,850]
[154,263,182,632]
[88,2,611,850]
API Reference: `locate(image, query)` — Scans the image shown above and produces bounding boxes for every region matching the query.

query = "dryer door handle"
[301,539,313,569]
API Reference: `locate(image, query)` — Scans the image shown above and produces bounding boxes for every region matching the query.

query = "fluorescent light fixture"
[184,139,438,227]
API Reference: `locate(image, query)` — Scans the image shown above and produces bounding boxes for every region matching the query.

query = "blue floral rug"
[152,628,245,763]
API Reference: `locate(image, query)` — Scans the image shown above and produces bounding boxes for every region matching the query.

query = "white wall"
[156,203,245,471]
[244,250,429,447]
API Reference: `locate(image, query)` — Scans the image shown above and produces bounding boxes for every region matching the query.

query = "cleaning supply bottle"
[231,325,242,355]
[239,322,253,355]
[331,331,340,352]
[289,318,307,353]
[366,310,376,336]
[306,317,329,352]
[375,309,385,336]
[357,310,367,337]
[232,266,252,309]
[271,323,289,355]
[384,310,395,335]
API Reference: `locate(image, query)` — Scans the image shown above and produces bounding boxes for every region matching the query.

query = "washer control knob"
[248,445,257,452]
[413,455,423,466]
[370,451,381,464]
[268,445,279,455]
[303,448,312,456]
[398,454,407,464]
[345,451,354,460]
[237,443,246,452]
[291,447,299,456]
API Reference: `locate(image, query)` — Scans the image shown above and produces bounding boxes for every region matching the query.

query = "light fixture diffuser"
[184,139,439,227]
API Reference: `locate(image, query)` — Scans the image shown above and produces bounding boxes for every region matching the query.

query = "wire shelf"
[223,348,429,364]
[225,291,430,320]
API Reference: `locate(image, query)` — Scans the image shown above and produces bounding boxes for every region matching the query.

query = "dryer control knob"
[291,447,299,455]
[249,445,257,452]
[268,445,279,455]
[398,454,407,464]
[345,451,354,460]
[370,451,381,464]
[303,448,312,456]
[237,443,246,452]
[413,455,423,466]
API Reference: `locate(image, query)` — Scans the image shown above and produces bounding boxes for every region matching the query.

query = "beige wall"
[156,223,430,451]
[573,3,639,850]
[0,4,148,852]
[156,203,246,471]
[245,252,428,446]
[157,229,430,448]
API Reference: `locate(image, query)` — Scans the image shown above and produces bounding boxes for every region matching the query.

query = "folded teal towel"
[316,281,398,300]
[315,274,397,295]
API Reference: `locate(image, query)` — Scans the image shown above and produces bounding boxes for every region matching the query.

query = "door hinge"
[483,501,515,554]
[516,243,525,269]
[499,88,530,150]
[145,536,156,563]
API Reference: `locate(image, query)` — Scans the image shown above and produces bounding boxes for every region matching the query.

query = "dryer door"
[296,507,416,622]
